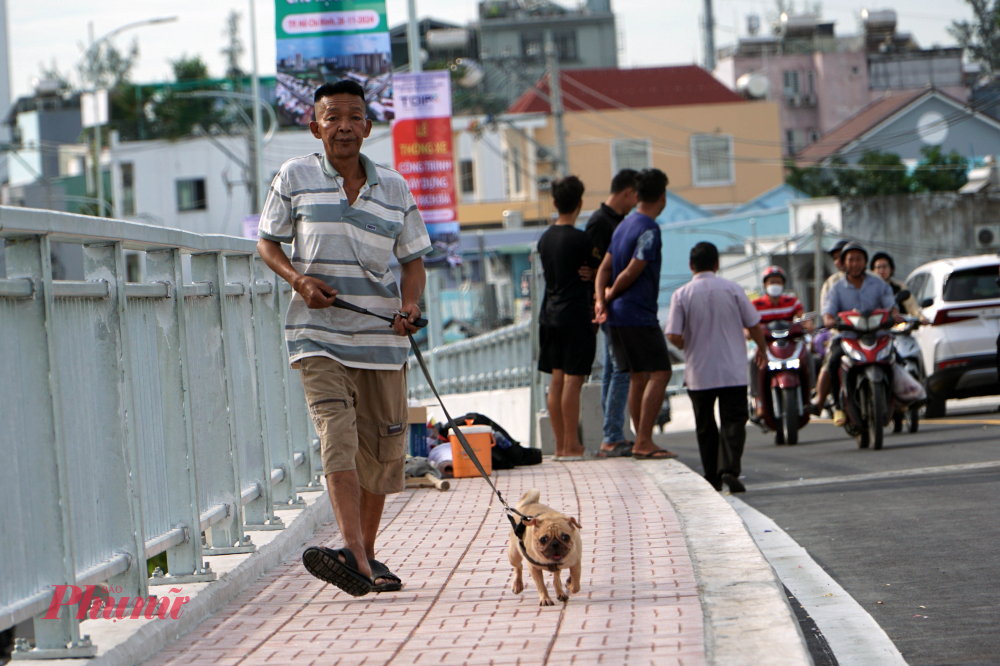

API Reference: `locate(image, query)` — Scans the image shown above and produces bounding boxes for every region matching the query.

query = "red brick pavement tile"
[140,460,705,666]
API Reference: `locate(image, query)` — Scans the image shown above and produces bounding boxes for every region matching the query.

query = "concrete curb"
[89,494,334,666]
[638,459,814,666]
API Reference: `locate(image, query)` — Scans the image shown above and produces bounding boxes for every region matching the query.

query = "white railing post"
[190,252,255,556]
[4,236,94,659]
[142,248,215,585]
[219,253,280,532]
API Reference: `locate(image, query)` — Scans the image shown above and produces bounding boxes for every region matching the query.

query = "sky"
[6,0,976,99]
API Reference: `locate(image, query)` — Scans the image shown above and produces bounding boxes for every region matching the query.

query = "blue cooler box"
[408,406,428,457]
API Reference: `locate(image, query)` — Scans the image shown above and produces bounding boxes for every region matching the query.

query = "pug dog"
[507,489,583,606]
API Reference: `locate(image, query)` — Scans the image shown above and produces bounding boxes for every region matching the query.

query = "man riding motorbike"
[819,238,850,308]
[748,266,809,422]
[805,242,900,425]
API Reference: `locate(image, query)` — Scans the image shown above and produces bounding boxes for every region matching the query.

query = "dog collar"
[517,538,562,573]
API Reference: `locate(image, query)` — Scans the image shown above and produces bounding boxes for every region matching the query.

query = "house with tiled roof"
[795,89,1000,165]
[453,65,786,227]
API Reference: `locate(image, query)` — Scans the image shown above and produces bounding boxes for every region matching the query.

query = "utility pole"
[813,215,824,313]
[249,0,265,213]
[407,0,422,73]
[110,130,123,219]
[88,22,105,218]
[478,231,497,330]
[703,0,716,71]
[544,29,568,178]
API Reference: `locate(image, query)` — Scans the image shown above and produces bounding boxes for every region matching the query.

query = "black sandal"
[302,546,372,597]
[596,441,633,458]
[369,559,403,592]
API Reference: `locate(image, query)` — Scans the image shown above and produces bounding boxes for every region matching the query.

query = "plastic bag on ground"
[893,364,926,403]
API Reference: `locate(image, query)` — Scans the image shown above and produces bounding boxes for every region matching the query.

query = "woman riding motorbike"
[748,266,812,422]
[870,251,929,324]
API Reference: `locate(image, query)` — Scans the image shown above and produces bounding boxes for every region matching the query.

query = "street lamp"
[82,16,177,217]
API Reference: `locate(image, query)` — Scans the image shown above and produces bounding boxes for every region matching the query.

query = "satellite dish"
[736,73,769,99]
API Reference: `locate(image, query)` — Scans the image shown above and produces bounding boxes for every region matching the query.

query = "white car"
[905,254,1000,417]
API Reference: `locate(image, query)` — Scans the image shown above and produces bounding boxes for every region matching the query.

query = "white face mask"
[766,284,784,297]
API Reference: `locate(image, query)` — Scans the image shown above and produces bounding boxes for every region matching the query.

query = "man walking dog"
[257,80,431,596]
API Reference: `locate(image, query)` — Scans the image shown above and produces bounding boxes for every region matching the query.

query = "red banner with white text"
[392,71,459,265]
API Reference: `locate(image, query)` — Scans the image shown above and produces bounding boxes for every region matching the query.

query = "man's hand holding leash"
[393,304,423,336]
[293,275,338,309]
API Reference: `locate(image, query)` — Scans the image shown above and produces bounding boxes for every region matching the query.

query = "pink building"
[714,11,968,156]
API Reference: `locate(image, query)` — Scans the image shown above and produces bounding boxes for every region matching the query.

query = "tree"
[949,0,1000,74]
[911,145,969,192]
[37,59,73,89]
[222,11,245,82]
[786,148,970,197]
[79,38,139,90]
[145,55,224,139]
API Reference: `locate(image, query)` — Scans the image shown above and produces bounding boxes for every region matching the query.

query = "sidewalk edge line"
[86,493,335,666]
[727,496,909,666]
[638,459,813,666]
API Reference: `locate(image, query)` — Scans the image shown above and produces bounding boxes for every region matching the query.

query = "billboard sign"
[392,71,459,266]
[275,0,393,126]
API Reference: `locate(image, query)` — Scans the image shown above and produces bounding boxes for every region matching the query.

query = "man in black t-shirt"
[538,175,602,459]
[585,169,639,457]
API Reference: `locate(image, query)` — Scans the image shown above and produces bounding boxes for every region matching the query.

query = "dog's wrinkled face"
[529,515,580,563]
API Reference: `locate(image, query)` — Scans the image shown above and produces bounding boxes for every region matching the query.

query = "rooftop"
[506,65,744,114]
[794,89,928,163]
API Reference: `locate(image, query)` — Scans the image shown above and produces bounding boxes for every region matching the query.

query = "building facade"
[714,10,969,156]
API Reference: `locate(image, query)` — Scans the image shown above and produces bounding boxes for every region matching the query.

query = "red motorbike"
[753,320,812,445]
[834,308,897,450]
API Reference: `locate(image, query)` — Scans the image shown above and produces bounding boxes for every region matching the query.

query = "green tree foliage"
[151,56,224,139]
[911,146,970,192]
[80,39,139,90]
[786,147,969,197]
[949,0,1000,74]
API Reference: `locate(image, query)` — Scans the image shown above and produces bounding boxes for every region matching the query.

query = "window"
[121,163,135,216]
[520,30,578,62]
[943,267,1000,302]
[460,159,475,194]
[612,139,652,173]
[920,275,936,304]
[808,130,820,144]
[805,71,816,95]
[906,273,928,303]
[691,135,734,186]
[510,146,522,194]
[176,178,206,212]
[785,129,806,156]
[782,70,800,97]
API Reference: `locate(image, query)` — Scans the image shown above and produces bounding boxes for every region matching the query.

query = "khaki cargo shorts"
[298,356,408,494]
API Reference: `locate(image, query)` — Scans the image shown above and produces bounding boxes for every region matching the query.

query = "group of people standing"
[536,168,677,461]
[535,168,772,493]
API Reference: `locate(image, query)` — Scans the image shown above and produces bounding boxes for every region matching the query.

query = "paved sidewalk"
[144,460,706,666]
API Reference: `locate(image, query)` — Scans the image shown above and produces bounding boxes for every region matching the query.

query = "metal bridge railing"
[0,207,323,659]
[406,318,535,398]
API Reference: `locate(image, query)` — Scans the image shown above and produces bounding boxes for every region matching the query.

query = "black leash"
[333,299,533,537]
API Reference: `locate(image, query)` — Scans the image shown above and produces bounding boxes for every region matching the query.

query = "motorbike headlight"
[876,345,893,361]
[842,341,865,362]
[768,361,783,371]
[785,358,800,369]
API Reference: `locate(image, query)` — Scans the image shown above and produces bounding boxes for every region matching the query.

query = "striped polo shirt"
[258,152,432,371]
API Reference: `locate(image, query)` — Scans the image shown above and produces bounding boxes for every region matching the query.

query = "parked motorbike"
[835,308,897,450]
[753,320,812,445]
[892,315,923,434]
